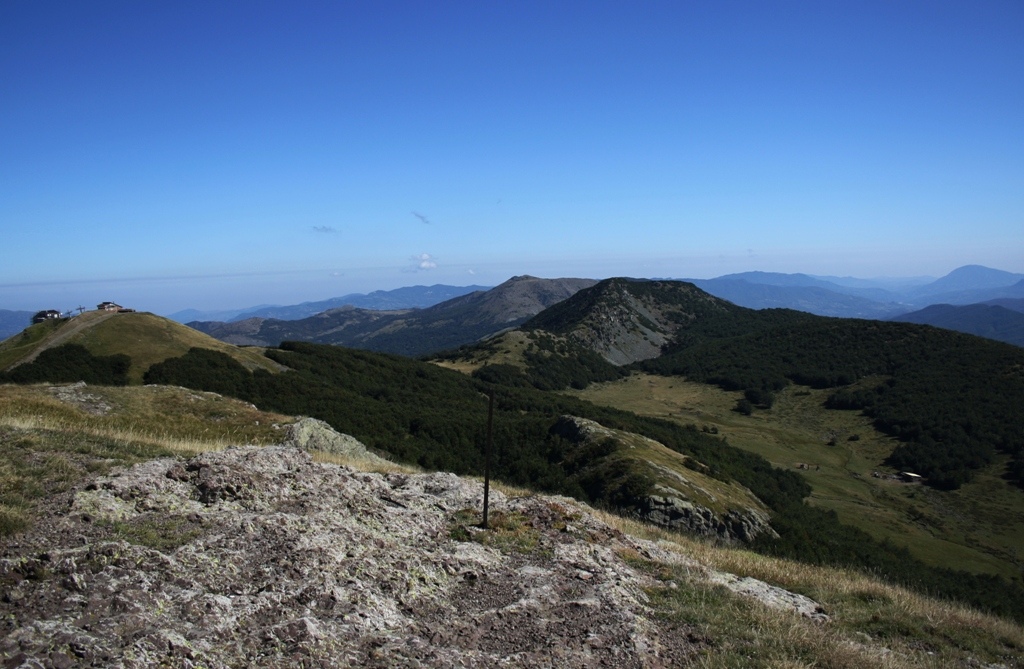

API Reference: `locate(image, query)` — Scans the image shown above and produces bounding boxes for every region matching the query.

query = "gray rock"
[709,572,830,622]
[283,416,384,462]
[47,382,112,415]
[0,446,829,667]
[638,494,776,543]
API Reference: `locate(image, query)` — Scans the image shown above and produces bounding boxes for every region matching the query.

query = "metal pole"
[482,389,494,529]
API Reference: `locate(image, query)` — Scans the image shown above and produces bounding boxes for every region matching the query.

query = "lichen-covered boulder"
[283,416,385,462]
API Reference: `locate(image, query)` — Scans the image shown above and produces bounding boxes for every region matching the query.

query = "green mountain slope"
[440,277,1024,595]
[453,278,1024,492]
[570,374,1024,582]
[642,316,1024,490]
[0,310,282,383]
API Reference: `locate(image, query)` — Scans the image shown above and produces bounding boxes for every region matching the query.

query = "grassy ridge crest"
[0,311,282,383]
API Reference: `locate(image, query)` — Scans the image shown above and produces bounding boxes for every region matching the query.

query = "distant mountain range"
[891,303,1024,347]
[0,310,34,341]
[180,265,1024,353]
[188,276,597,356]
[685,278,905,319]
[681,265,1024,320]
[175,265,1020,328]
[9,264,1023,350]
[168,284,491,323]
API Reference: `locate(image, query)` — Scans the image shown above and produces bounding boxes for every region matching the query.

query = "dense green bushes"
[639,319,1024,489]
[0,344,130,386]
[471,363,533,388]
[145,346,252,395]
[468,334,627,392]
[143,343,804,506]
[520,336,627,390]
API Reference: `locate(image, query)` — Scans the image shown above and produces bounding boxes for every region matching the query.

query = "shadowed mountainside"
[523,278,811,366]
[167,284,491,323]
[891,303,1024,347]
[188,276,597,356]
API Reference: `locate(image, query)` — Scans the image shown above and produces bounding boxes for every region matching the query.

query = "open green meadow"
[569,373,1024,581]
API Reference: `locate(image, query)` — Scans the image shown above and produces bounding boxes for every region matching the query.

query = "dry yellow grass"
[0,411,249,456]
[310,450,421,474]
[594,508,1024,668]
[0,311,283,383]
[0,382,295,536]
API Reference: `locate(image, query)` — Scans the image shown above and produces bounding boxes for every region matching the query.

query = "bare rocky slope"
[1,445,828,668]
[523,279,742,366]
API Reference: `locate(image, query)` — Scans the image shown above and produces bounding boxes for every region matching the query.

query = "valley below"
[568,374,1024,582]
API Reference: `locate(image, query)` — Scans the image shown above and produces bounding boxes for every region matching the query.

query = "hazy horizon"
[2,261,1017,317]
[3,2,1022,314]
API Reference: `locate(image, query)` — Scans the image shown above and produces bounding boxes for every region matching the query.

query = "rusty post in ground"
[482,389,494,529]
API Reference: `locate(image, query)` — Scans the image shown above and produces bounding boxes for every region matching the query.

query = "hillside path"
[13,311,116,367]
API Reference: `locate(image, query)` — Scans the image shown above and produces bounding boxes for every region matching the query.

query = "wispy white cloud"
[407,253,437,271]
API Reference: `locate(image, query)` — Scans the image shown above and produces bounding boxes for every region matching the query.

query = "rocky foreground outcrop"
[1,446,825,668]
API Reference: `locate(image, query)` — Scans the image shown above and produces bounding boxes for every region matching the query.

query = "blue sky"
[2,1,1022,314]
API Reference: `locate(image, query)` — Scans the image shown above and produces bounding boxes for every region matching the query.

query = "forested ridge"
[638,318,1024,489]
[488,278,1024,492]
